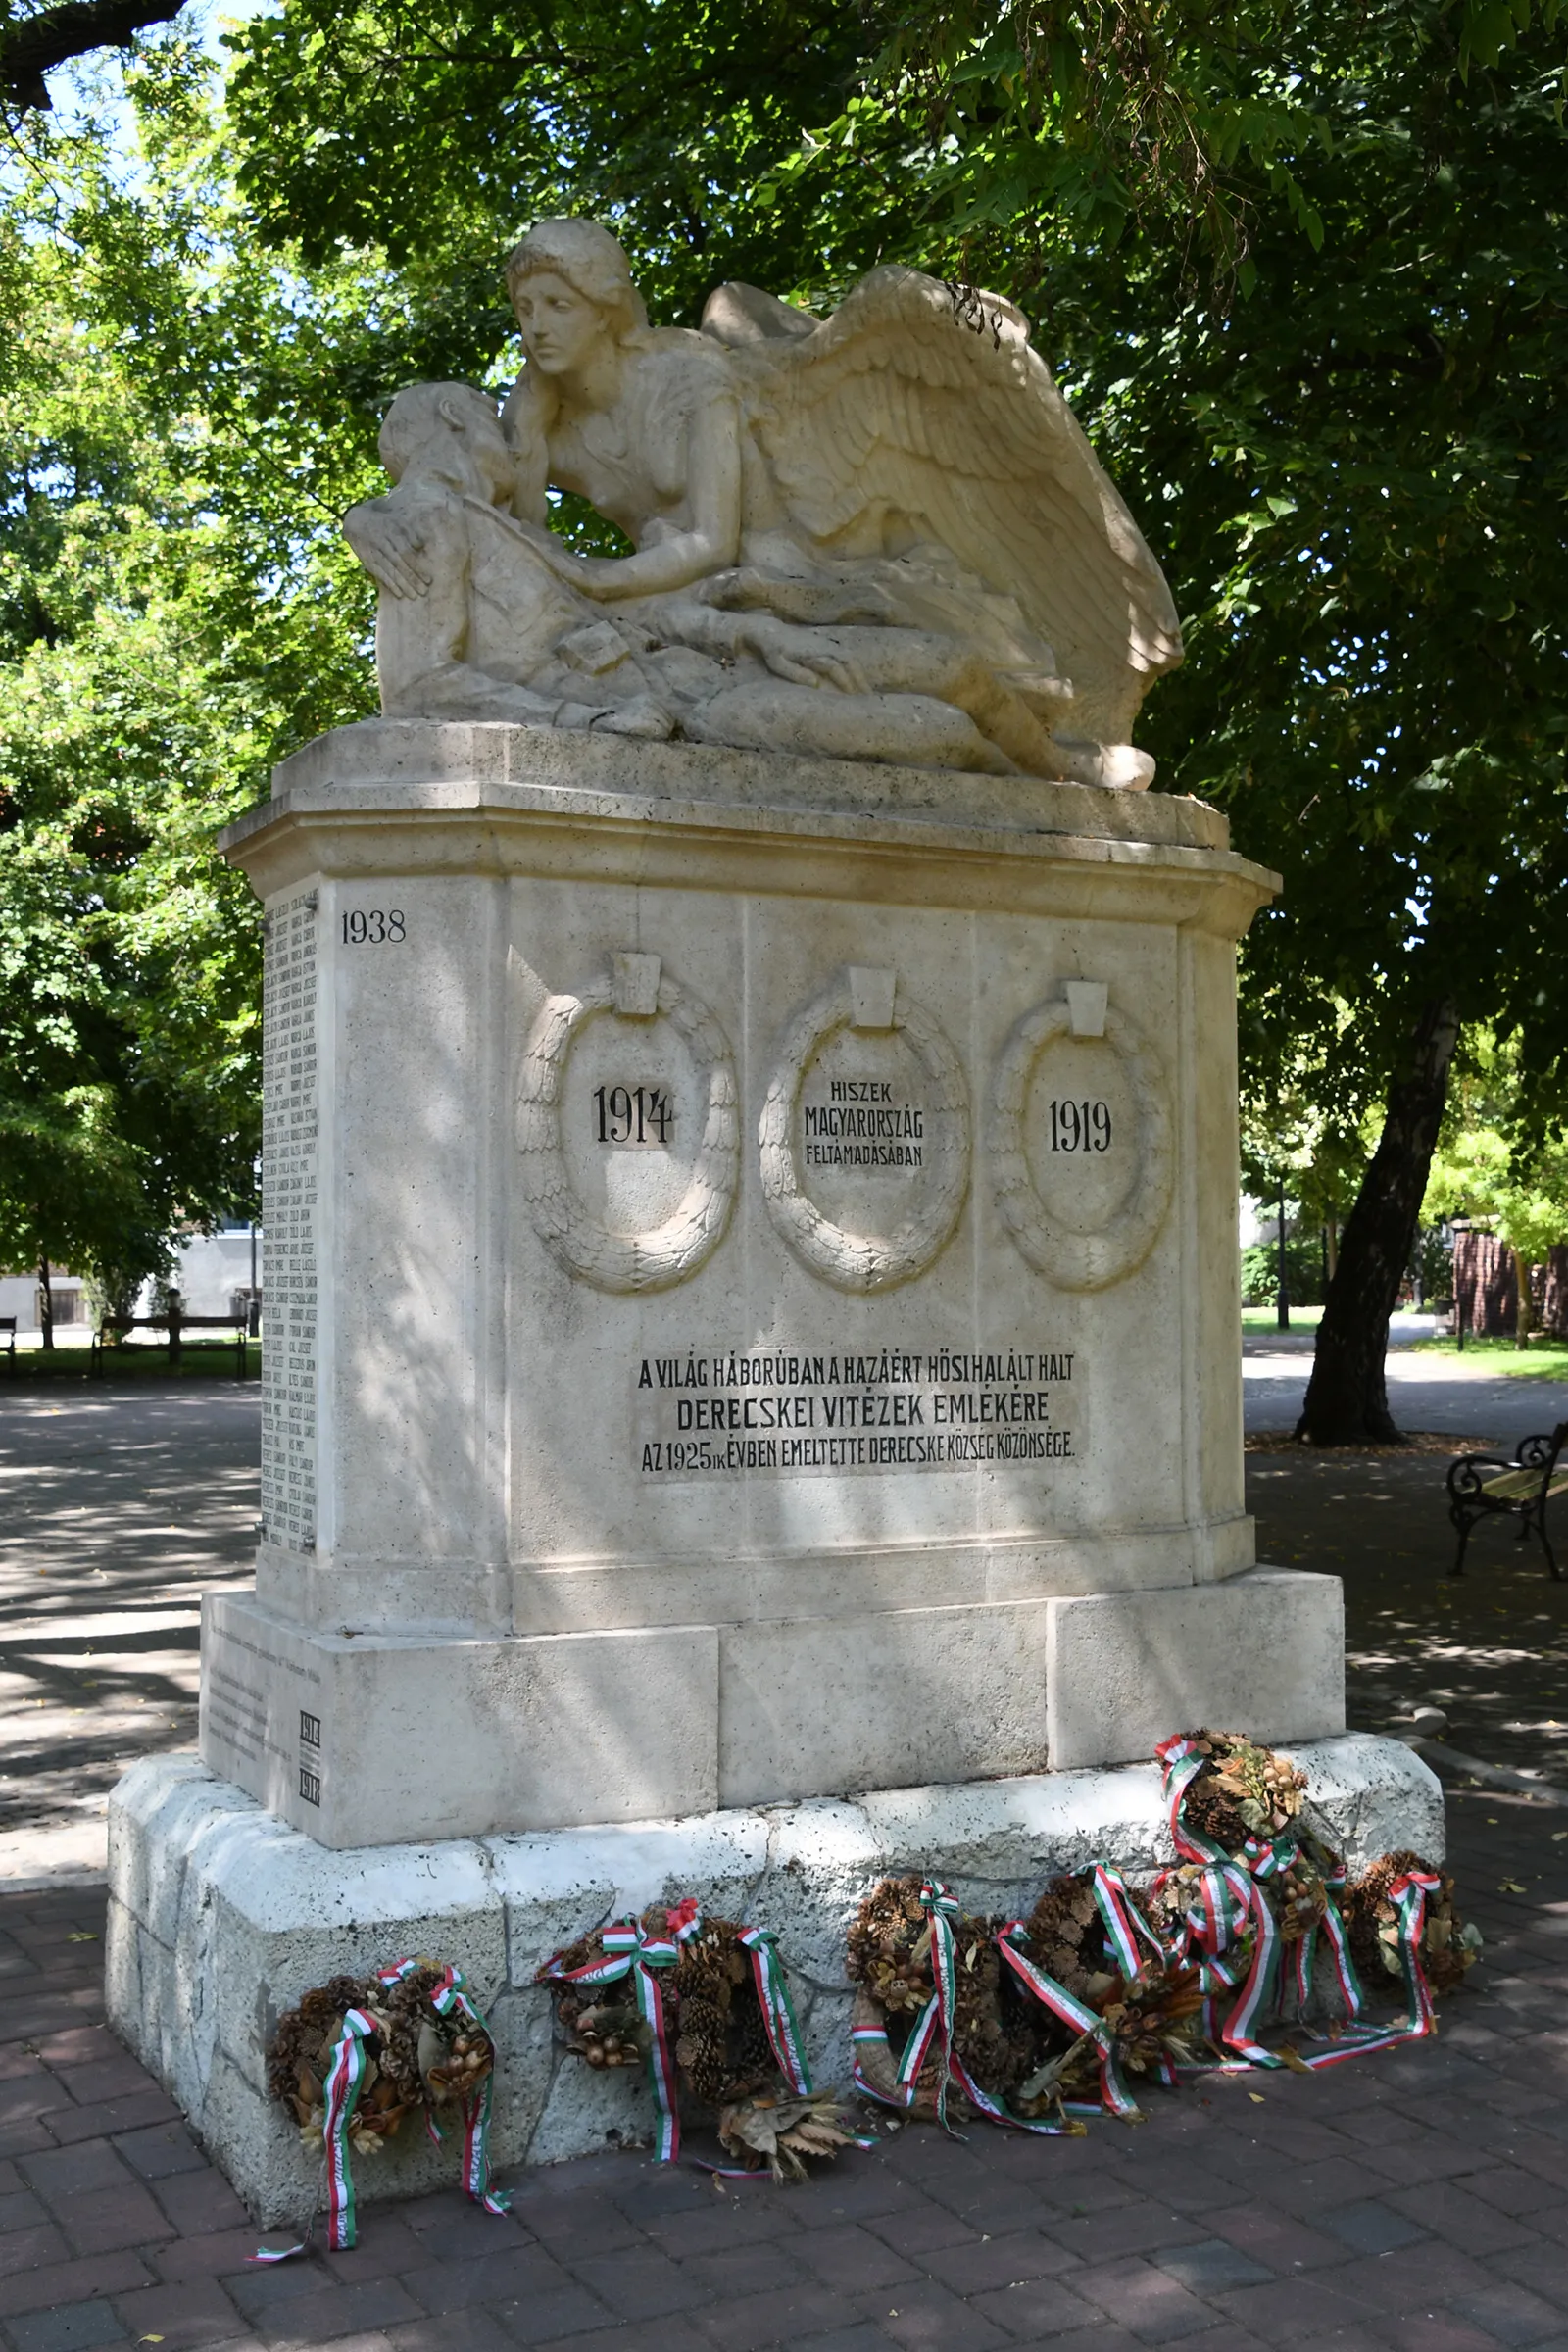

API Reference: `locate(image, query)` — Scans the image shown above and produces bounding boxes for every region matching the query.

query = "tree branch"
[2,0,180,110]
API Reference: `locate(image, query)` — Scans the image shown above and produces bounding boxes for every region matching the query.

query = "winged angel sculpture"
[346,219,1181,788]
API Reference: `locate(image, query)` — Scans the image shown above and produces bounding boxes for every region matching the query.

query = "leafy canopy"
[219,0,1568,1186]
[0,44,392,1294]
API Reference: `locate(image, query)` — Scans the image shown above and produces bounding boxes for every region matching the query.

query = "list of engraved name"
[261,893,318,1550]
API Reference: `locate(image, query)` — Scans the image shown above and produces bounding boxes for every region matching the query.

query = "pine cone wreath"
[949,1913,1050,2107]
[1009,1872,1200,2119]
[267,1976,419,2154]
[847,1876,935,2017]
[670,1916,776,2107]
[847,1881,1023,2119]
[1017,1875,1119,2006]
[541,1909,780,2101]
[538,1928,646,2071]
[1175,1730,1308,1855]
[377,1964,442,2097]
[1346,1852,1482,1999]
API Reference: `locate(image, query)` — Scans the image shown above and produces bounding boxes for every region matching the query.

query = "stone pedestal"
[108,1737,1443,2225]
[106,721,1409,2209]
[196,719,1336,1849]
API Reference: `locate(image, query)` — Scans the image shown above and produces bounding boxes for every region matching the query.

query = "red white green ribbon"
[995,1920,1141,2124]
[321,2006,378,2250]
[1090,1861,1167,1984]
[738,1926,812,2095]
[429,1965,513,2214]
[543,1908,701,2163]
[1290,1868,1444,2068]
[850,1882,964,2132]
[850,1884,1095,2138]
[1154,1736,1446,2073]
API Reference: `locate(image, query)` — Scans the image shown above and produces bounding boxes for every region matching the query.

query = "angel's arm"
[509,391,745,604]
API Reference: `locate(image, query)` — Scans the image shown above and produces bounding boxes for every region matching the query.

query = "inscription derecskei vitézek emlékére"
[635,1344,1074,1479]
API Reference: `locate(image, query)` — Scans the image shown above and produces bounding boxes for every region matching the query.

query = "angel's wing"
[702,267,1181,746]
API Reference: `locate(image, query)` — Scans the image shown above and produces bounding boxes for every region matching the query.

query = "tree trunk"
[1297,997,1460,1444]
[37,1253,54,1352]
[1515,1252,1537,1350]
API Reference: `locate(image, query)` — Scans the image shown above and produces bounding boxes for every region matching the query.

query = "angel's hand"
[511,516,592,578]
[343,501,433,601]
[742,616,867,695]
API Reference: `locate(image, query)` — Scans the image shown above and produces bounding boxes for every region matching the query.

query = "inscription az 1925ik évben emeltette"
[635,1345,1074,1479]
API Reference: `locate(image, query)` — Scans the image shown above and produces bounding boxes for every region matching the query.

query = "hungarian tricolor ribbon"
[1289,1867,1444,2069]
[1090,1860,1167,1984]
[738,1926,812,2096]
[1153,1736,1299,2065]
[542,1905,702,2163]
[850,1882,966,2133]
[1155,1735,1442,2073]
[429,1965,512,2213]
[321,2005,379,2250]
[995,1920,1140,2123]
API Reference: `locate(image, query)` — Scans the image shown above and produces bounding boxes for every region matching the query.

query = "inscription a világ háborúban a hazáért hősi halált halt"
[635,1347,1074,1479]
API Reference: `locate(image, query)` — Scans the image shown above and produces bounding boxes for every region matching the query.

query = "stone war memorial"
[107,220,1439,2220]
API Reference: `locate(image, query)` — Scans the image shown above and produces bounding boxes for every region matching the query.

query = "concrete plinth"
[202,1566,1345,1846]
[108,1738,1441,2227]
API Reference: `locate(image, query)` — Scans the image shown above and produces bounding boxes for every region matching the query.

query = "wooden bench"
[1446,1422,1568,1581]
[90,1303,251,1379]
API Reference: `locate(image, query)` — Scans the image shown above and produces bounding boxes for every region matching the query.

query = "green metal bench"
[1446,1422,1568,1581]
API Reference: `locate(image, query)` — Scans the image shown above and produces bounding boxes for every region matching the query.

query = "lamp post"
[1449,1218,1472,1352]
[1276,1175,1290,1333]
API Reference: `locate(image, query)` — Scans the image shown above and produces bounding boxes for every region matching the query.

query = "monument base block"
[108,1737,1442,2227]
[200,1567,1344,1846]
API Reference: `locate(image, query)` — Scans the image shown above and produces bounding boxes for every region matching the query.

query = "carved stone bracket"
[759,968,970,1294]
[517,960,739,1292]
[989,992,1174,1291]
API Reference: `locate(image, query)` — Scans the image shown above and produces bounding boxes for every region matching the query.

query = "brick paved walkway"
[0,1788,1565,2351]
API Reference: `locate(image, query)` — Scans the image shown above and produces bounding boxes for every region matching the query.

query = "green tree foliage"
[222,0,1568,1436]
[1424,1031,1568,1338]
[8,3,1563,1425]
[0,50,389,1309]
[221,0,884,320]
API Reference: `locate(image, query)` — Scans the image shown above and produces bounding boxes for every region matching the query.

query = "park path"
[0,1385,257,1881]
[2,1371,1568,2345]
[0,1793,1563,2351]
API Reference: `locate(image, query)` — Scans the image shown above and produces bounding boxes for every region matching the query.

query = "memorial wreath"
[261,1737,1481,2248]
[538,1901,858,2179]
[845,1733,1482,2135]
[264,1958,509,2252]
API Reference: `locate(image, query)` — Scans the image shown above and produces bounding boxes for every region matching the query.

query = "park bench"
[90,1301,252,1379]
[0,1317,13,1373]
[1446,1422,1568,1581]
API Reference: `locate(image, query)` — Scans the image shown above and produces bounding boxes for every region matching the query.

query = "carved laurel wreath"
[517,974,739,1293]
[759,972,970,1294]
[988,998,1173,1292]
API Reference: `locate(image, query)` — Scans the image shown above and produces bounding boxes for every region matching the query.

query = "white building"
[0,1223,262,1336]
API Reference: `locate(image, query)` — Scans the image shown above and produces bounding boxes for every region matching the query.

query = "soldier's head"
[379,384,515,504]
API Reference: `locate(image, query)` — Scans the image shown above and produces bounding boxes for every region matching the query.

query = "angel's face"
[512,272,607,376]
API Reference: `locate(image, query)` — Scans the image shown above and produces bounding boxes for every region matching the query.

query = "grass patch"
[1241,1305,1325,1332]
[3,1341,260,1383]
[1409,1335,1568,1380]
